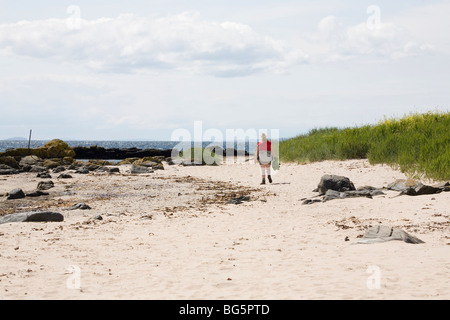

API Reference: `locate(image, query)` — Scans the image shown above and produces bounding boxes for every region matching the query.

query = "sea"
[0,140,256,155]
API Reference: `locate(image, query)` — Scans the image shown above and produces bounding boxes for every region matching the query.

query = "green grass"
[280,111,450,181]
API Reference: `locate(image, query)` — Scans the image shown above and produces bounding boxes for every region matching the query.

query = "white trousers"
[260,165,271,176]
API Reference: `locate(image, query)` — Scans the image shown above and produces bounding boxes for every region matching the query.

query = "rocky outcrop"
[0,139,75,159]
[73,146,172,160]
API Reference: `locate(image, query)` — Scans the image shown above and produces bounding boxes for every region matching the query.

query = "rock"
[388,179,443,196]
[302,199,322,205]
[66,203,91,210]
[304,188,385,204]
[132,157,165,170]
[340,190,379,199]
[29,165,48,173]
[322,190,342,201]
[19,155,43,167]
[52,166,66,173]
[75,167,89,174]
[41,139,76,158]
[95,167,120,174]
[73,146,172,160]
[0,211,64,224]
[6,188,25,200]
[317,175,356,195]
[0,164,19,175]
[130,165,154,174]
[227,195,250,205]
[87,159,113,166]
[0,139,75,159]
[353,225,425,244]
[433,182,450,191]
[387,179,422,192]
[37,180,54,191]
[26,190,49,197]
[37,172,52,179]
[43,159,61,169]
[57,173,72,179]
[0,156,20,169]
[405,184,443,196]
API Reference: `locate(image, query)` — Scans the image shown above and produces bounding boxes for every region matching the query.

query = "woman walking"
[255,133,273,184]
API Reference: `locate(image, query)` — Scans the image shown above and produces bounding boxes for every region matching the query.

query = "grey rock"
[37,180,54,191]
[227,195,250,205]
[302,198,322,205]
[6,188,26,200]
[323,189,342,201]
[37,172,52,179]
[0,211,64,224]
[57,173,72,179]
[388,179,443,196]
[317,175,356,195]
[66,203,91,210]
[304,188,385,204]
[52,166,66,173]
[19,155,43,167]
[353,225,425,244]
[95,167,120,174]
[29,165,49,173]
[130,165,154,174]
[75,167,89,174]
[26,190,49,197]
[0,164,19,175]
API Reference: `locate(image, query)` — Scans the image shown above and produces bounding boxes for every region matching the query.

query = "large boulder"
[316,175,356,195]
[0,211,64,224]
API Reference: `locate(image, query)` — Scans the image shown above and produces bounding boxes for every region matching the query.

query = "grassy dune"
[280,111,450,181]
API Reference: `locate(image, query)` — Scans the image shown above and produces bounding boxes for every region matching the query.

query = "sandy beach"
[0,158,449,300]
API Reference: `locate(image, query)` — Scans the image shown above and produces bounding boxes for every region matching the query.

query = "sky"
[0,0,449,140]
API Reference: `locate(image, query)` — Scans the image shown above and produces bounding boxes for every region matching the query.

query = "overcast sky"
[0,0,449,140]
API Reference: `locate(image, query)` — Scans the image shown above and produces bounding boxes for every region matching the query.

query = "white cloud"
[311,15,433,62]
[0,12,307,77]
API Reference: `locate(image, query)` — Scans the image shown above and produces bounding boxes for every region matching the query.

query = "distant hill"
[3,137,28,141]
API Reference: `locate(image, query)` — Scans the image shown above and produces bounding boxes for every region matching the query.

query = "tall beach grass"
[280,111,450,181]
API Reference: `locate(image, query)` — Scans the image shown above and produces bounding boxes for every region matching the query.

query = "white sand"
[0,159,449,299]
